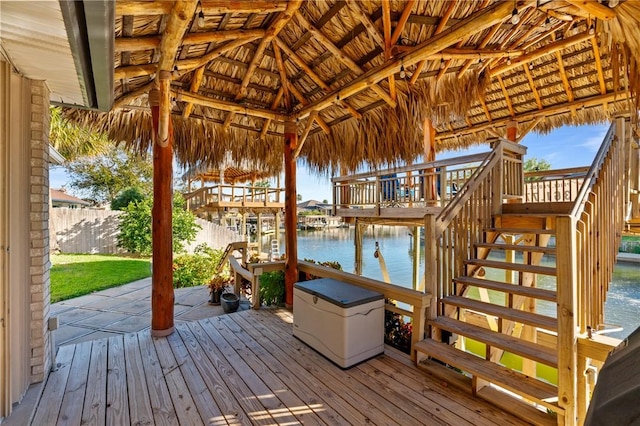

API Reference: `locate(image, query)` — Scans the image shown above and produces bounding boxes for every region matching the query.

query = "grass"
[51,254,151,303]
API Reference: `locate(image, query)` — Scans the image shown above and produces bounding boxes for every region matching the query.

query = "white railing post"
[556,215,578,426]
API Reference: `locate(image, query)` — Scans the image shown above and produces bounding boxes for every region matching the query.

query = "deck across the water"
[29,309,529,426]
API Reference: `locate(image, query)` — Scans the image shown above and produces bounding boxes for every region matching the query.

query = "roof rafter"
[523,64,543,110]
[182,66,206,119]
[296,0,515,120]
[222,0,302,130]
[115,30,267,52]
[381,0,396,101]
[295,12,397,109]
[115,1,289,16]
[156,0,199,73]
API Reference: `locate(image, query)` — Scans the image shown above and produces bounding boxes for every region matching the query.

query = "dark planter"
[209,288,224,305]
[221,293,240,313]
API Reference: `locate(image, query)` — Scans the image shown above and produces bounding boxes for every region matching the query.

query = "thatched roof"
[66,0,640,175]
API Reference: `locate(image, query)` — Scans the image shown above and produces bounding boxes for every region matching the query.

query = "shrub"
[172,244,227,288]
[259,271,285,306]
[301,258,343,280]
[110,186,146,210]
[117,193,201,255]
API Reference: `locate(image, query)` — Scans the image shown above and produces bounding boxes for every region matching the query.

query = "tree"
[110,187,146,210]
[524,158,552,182]
[49,106,110,161]
[297,194,302,201]
[117,193,201,255]
[67,147,153,204]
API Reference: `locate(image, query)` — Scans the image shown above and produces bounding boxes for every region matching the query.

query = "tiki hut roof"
[66,0,640,175]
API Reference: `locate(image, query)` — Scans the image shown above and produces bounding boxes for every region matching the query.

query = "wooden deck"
[31,309,530,426]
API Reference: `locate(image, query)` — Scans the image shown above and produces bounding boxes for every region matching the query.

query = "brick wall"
[29,81,51,381]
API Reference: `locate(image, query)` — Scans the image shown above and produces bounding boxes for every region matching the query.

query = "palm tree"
[49,106,111,161]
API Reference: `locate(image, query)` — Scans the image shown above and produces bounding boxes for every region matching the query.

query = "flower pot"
[209,288,223,305]
[221,292,240,313]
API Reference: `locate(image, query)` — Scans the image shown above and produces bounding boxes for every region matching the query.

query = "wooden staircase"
[417,206,565,425]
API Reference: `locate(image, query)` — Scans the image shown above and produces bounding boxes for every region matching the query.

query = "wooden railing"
[424,141,527,317]
[524,167,589,203]
[228,259,430,361]
[184,184,285,210]
[555,119,630,424]
[331,153,489,211]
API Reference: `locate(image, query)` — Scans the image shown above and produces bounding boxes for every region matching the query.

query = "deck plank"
[252,309,427,426]
[81,337,108,426]
[152,333,204,425]
[30,309,534,426]
[57,340,92,425]
[136,331,178,425]
[106,336,130,426]
[187,320,276,425]
[176,323,252,425]
[165,328,225,424]
[32,344,75,425]
[214,315,326,426]
[223,313,354,425]
[123,333,154,426]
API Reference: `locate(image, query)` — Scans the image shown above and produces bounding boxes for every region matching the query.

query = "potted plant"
[208,275,227,305]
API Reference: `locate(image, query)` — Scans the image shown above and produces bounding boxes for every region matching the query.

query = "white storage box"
[293,278,384,368]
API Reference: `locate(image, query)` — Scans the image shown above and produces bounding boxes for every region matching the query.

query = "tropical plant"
[117,193,201,255]
[259,271,285,306]
[172,244,228,288]
[49,106,111,161]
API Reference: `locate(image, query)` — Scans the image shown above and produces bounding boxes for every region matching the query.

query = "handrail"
[570,123,617,218]
[331,152,491,182]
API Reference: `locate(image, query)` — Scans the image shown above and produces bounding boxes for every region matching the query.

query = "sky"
[50,123,610,202]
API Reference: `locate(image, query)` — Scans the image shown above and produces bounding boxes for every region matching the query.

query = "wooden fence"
[51,208,240,254]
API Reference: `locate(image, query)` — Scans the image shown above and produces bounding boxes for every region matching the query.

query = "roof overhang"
[0,0,114,111]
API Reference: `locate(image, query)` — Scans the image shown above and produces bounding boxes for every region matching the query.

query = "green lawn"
[51,254,151,302]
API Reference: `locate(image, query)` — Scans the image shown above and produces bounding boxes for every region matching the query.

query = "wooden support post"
[556,215,578,426]
[506,120,517,142]
[424,118,437,204]
[149,72,174,337]
[284,119,298,307]
[412,226,420,290]
[354,220,364,276]
[257,212,262,255]
[424,214,438,321]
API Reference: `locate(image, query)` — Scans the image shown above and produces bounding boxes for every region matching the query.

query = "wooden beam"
[174,90,287,121]
[288,84,330,134]
[157,1,199,73]
[115,30,267,52]
[490,32,594,77]
[457,23,502,78]
[274,37,361,119]
[294,111,319,158]
[224,1,302,130]
[390,0,416,46]
[114,81,155,109]
[114,64,157,80]
[523,64,543,110]
[181,66,206,119]
[515,117,543,143]
[297,0,514,119]
[296,13,397,108]
[436,91,625,140]
[381,0,396,101]
[555,51,574,102]
[200,0,288,14]
[410,0,457,85]
[115,1,289,16]
[565,0,616,21]
[178,36,262,71]
[591,37,607,95]
[272,41,291,109]
[259,87,285,140]
[497,75,515,117]
[347,1,385,48]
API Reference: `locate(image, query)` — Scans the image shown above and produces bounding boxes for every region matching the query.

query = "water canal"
[258,226,640,340]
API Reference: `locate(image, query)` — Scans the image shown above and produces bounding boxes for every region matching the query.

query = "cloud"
[579,129,608,151]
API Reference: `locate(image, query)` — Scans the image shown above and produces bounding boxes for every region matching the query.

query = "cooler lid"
[294,278,383,308]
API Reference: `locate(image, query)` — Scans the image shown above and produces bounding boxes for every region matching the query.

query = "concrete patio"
[50,278,250,350]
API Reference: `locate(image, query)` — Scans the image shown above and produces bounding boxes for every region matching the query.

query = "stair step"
[485,227,555,235]
[442,295,557,332]
[502,202,573,215]
[454,276,557,302]
[465,259,556,276]
[415,338,560,415]
[429,316,558,367]
[475,242,556,255]
[477,386,559,425]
